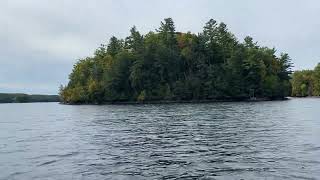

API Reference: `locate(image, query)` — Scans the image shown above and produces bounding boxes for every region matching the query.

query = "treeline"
[0,93,59,103]
[291,63,320,97]
[60,18,292,104]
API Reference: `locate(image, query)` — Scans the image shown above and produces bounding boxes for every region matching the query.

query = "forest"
[0,93,59,103]
[291,63,320,97]
[60,18,293,104]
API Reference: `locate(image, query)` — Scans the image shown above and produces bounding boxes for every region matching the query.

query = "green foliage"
[291,63,320,97]
[137,90,146,102]
[0,93,59,103]
[313,63,320,96]
[60,18,293,104]
[107,36,123,57]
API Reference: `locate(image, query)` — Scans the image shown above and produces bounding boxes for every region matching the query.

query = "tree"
[107,36,123,57]
[291,70,314,97]
[103,51,133,101]
[313,63,320,96]
[125,26,144,54]
[157,18,177,48]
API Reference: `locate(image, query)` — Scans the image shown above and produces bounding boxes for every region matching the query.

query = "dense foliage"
[60,18,293,104]
[0,93,59,103]
[291,63,320,97]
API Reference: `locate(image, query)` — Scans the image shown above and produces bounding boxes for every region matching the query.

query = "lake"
[0,98,319,179]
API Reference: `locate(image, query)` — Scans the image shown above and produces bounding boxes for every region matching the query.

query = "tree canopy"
[291,63,320,97]
[0,93,59,103]
[60,18,293,104]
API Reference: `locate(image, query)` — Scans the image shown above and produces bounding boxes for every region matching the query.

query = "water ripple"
[0,99,319,179]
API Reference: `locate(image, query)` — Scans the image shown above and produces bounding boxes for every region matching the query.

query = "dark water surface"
[0,98,319,179]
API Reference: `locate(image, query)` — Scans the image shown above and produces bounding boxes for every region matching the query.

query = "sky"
[1,0,320,94]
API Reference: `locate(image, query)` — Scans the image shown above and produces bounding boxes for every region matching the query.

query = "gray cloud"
[1,0,319,94]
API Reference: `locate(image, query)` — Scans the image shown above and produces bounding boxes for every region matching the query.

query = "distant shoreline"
[0,93,60,103]
[290,96,320,98]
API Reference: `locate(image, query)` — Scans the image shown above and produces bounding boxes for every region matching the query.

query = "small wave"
[156,159,191,166]
[28,151,80,161]
[47,151,80,158]
[290,174,317,180]
[304,146,320,152]
[37,159,58,166]
[4,171,30,180]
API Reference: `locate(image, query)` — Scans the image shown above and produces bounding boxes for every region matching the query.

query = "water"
[0,98,319,179]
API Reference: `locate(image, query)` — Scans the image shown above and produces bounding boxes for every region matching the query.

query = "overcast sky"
[2,0,320,94]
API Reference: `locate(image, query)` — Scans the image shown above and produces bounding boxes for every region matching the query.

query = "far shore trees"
[291,63,320,97]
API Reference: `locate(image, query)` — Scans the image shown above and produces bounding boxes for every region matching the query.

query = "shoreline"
[61,97,289,105]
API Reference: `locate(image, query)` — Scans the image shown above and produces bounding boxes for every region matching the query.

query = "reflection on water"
[0,98,319,179]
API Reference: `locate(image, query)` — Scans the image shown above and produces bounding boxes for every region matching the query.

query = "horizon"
[2,0,320,94]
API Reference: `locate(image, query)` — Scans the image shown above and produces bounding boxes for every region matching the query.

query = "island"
[0,93,60,103]
[60,18,293,104]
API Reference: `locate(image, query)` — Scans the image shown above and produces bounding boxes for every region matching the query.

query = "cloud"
[0,82,59,95]
[1,0,319,94]
[2,2,94,61]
